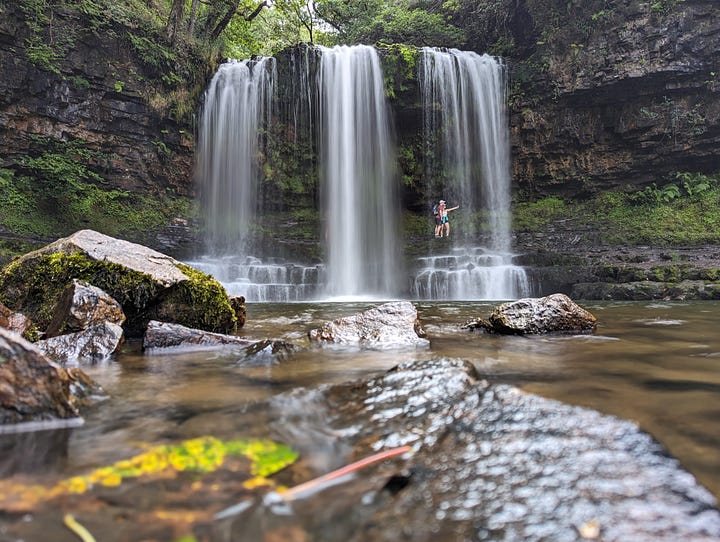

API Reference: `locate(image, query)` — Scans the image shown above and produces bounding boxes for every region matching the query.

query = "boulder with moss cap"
[0,230,236,338]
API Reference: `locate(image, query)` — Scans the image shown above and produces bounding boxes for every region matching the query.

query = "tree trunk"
[210,0,267,42]
[188,0,199,37]
[166,0,186,44]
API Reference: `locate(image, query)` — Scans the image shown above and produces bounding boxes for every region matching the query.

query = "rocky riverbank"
[515,226,720,300]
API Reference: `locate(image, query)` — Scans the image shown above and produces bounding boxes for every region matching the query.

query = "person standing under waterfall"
[433,200,443,237]
[438,200,459,238]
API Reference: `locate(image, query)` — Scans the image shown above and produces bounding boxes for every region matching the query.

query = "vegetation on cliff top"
[514,171,720,246]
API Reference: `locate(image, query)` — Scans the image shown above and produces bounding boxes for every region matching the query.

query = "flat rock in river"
[308,301,429,347]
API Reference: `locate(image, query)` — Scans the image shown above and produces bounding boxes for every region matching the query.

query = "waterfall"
[193,47,529,303]
[197,57,275,254]
[194,57,324,302]
[318,45,401,299]
[415,48,530,300]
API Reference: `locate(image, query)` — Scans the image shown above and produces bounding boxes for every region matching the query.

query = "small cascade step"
[187,256,325,302]
[410,247,531,301]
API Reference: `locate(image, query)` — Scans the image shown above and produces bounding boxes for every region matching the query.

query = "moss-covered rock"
[0,230,236,338]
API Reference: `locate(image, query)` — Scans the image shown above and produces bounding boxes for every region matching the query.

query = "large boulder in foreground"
[0,328,99,424]
[308,301,429,347]
[468,293,597,335]
[234,359,720,542]
[0,230,236,337]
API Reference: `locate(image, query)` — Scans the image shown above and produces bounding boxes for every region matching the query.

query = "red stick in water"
[280,445,413,500]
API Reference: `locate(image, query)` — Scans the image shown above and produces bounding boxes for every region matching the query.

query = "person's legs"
[444,221,450,237]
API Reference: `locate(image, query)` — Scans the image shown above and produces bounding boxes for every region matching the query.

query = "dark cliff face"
[508,0,720,197]
[0,4,196,198]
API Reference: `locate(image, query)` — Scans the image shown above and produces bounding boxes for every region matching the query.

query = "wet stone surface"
[262,358,720,542]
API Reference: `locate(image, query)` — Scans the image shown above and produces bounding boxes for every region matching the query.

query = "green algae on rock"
[0,230,236,337]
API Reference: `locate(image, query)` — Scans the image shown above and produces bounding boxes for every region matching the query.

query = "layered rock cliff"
[1,0,718,298]
[0,2,206,256]
[507,0,720,196]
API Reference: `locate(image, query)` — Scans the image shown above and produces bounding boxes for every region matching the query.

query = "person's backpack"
[431,203,439,216]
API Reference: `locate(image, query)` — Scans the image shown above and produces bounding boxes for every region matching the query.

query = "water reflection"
[0,301,719,522]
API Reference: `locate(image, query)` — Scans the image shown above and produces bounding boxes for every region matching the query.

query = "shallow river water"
[1,300,719,540]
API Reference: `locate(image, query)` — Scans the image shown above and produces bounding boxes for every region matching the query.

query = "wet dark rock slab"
[308,301,429,348]
[144,321,296,365]
[143,320,254,351]
[260,358,720,542]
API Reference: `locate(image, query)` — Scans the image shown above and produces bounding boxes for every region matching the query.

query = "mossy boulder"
[0,230,236,338]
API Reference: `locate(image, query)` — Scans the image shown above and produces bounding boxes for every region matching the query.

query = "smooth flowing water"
[318,45,401,298]
[1,302,718,542]
[197,57,275,255]
[415,49,529,300]
[194,47,532,302]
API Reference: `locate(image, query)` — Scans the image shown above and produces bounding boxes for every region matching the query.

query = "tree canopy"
[159,0,466,57]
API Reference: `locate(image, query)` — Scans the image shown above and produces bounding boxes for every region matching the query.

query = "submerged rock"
[237,339,297,364]
[0,328,99,424]
[35,322,125,365]
[143,320,254,350]
[467,293,597,335]
[251,358,720,542]
[0,230,236,337]
[143,321,296,364]
[308,301,429,347]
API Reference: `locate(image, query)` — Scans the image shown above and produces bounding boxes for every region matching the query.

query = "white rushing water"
[194,48,529,302]
[415,48,530,300]
[197,58,275,255]
[195,57,326,302]
[318,45,401,299]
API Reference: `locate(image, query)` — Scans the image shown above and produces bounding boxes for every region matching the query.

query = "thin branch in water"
[63,514,97,542]
[279,445,414,501]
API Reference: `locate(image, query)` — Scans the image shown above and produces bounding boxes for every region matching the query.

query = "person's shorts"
[435,216,442,225]
[441,216,449,224]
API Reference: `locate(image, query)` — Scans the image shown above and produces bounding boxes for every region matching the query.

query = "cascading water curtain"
[318,45,401,299]
[197,57,276,255]
[413,48,531,300]
[420,48,511,252]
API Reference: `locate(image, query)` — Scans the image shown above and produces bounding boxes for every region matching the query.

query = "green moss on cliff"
[512,172,720,246]
[0,164,196,264]
[379,43,420,100]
